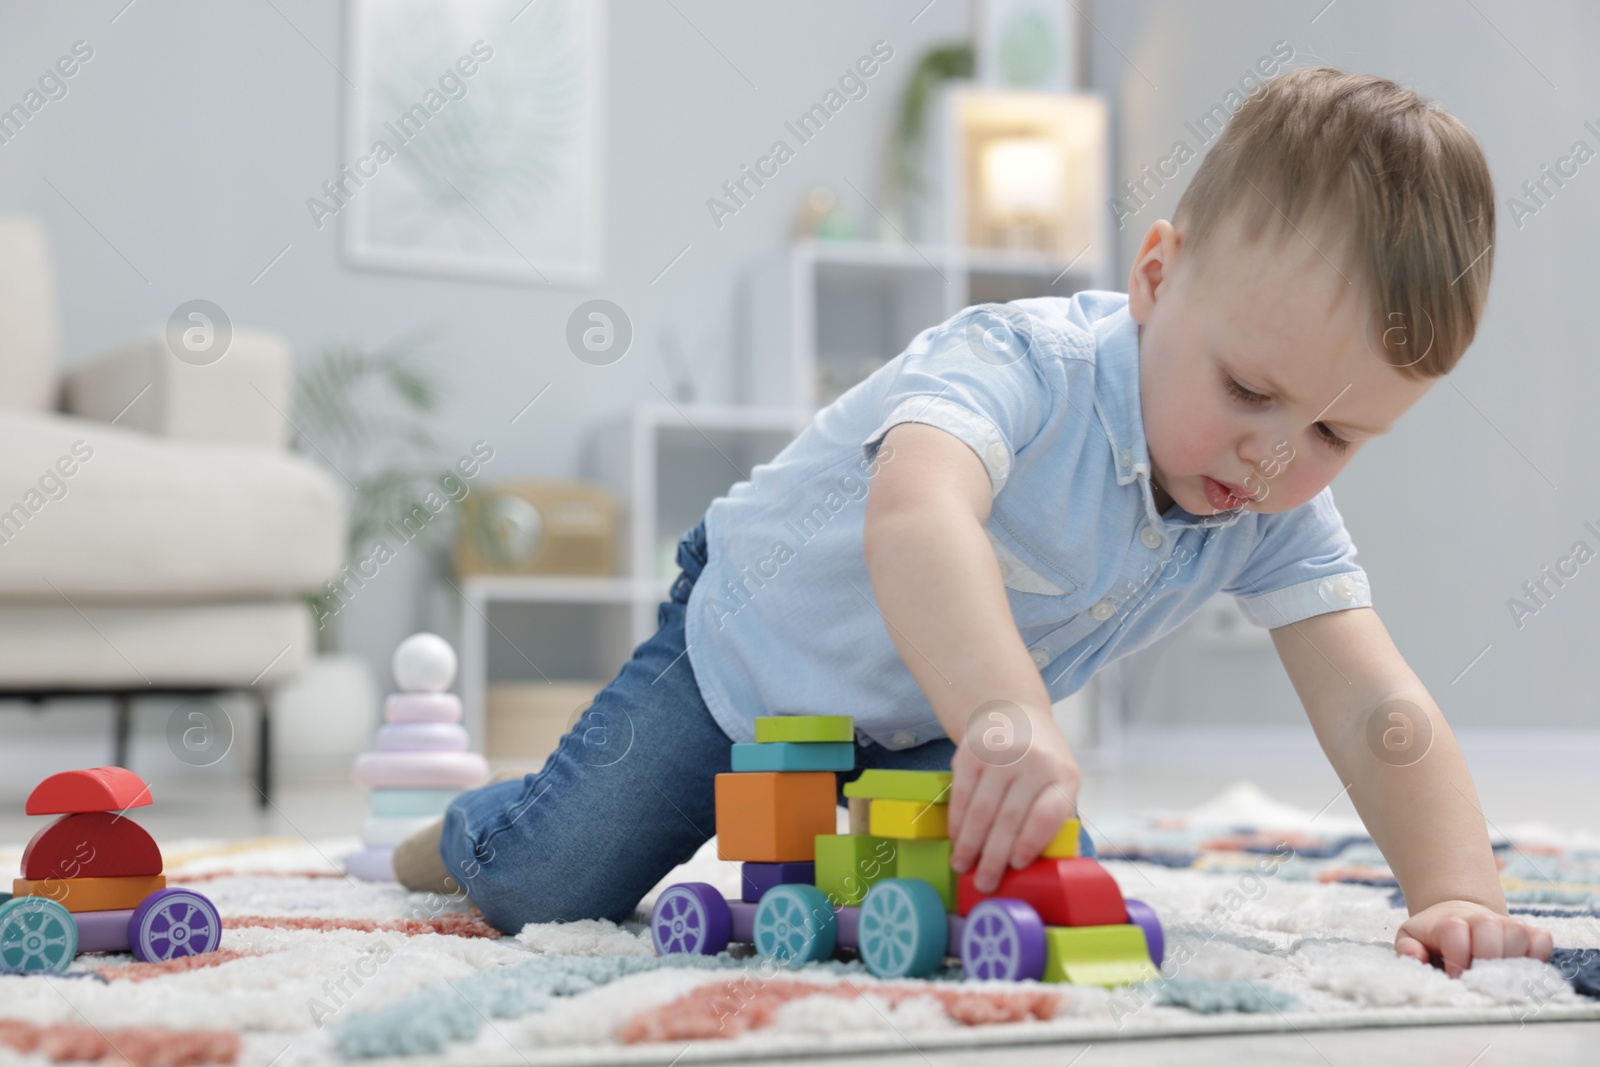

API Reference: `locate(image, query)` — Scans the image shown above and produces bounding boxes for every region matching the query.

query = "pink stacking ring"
[385,693,463,724]
[377,722,469,752]
[353,751,488,790]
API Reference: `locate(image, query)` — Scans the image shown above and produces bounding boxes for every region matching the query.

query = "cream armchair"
[0,214,346,804]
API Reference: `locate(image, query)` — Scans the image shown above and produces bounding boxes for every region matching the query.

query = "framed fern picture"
[340,0,604,285]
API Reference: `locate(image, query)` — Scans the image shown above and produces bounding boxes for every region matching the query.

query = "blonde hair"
[1172,66,1495,378]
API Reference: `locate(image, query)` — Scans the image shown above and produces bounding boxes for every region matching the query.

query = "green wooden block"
[813,834,897,907]
[754,716,854,743]
[842,769,953,803]
[1043,925,1160,986]
[731,742,854,772]
[892,838,956,911]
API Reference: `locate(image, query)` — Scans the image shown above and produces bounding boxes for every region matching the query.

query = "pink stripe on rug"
[222,914,502,939]
[0,1020,239,1065]
[174,870,349,883]
[618,978,1061,1043]
[97,949,256,983]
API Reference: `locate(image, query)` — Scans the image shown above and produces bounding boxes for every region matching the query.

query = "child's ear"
[1127,220,1181,325]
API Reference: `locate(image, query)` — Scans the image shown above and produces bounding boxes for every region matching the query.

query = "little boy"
[419,66,1551,978]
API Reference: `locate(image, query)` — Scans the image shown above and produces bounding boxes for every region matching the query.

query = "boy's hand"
[1394,900,1553,977]
[948,704,1081,894]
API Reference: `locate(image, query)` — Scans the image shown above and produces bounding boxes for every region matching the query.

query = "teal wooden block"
[731,741,854,773]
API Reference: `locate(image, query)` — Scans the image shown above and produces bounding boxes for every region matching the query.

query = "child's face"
[1127,216,1435,516]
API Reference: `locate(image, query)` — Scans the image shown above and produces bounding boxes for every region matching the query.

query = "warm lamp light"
[981,136,1064,217]
[946,88,1106,258]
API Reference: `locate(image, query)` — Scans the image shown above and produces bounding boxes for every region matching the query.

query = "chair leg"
[111,695,132,769]
[255,688,272,809]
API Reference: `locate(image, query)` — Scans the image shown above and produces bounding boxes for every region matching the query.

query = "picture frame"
[340,0,605,286]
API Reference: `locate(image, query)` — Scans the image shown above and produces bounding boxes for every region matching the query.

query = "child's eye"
[1225,375,1269,405]
[1316,423,1351,454]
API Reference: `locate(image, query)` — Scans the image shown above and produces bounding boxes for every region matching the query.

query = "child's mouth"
[1201,476,1249,511]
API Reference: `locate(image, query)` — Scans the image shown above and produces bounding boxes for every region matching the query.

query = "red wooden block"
[956,856,1128,927]
[25,767,153,816]
[21,812,163,880]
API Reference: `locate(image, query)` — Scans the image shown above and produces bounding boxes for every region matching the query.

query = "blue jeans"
[440,517,1095,933]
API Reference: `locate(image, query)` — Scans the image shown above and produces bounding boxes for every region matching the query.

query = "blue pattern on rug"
[1137,976,1298,1014]
[333,951,882,1058]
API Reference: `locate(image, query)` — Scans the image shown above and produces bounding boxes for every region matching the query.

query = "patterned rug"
[3,782,1599,1066]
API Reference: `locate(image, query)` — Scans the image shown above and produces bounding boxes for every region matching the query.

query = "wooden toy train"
[0,767,223,973]
[651,716,1163,984]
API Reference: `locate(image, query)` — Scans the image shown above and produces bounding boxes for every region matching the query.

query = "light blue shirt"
[686,290,1371,751]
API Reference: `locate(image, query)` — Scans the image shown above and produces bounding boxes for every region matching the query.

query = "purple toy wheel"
[651,883,732,956]
[960,898,1046,981]
[128,888,223,963]
[1123,897,1164,968]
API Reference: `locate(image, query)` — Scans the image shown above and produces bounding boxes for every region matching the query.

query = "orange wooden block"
[12,874,166,913]
[714,772,837,862]
[26,767,152,816]
[21,812,163,880]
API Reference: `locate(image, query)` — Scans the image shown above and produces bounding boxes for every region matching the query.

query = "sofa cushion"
[0,410,344,599]
[0,215,59,411]
[0,601,311,687]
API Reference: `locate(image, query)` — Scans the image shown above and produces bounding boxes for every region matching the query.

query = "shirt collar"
[1091,299,1245,532]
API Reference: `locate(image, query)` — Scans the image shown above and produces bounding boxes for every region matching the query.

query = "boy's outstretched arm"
[863,422,1082,893]
[1271,606,1554,976]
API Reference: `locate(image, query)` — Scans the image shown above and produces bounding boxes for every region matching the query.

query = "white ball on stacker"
[392,633,458,693]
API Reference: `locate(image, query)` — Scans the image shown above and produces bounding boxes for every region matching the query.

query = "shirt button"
[1139,525,1163,549]
[985,442,1008,469]
[1089,598,1115,620]
[891,731,916,747]
[1319,574,1358,606]
[1029,646,1051,669]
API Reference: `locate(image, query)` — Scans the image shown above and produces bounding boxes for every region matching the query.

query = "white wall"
[1085,0,1600,728]
[0,0,971,699]
[1,0,1593,747]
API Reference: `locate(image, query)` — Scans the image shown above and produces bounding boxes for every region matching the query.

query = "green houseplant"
[290,333,454,649]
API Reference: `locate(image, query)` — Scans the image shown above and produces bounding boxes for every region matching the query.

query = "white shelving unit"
[459,92,1119,754]
[459,240,1117,750]
[458,404,809,747]
[743,238,1113,413]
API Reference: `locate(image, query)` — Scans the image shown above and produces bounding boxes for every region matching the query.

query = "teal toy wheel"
[753,884,837,965]
[858,878,948,978]
[0,897,78,975]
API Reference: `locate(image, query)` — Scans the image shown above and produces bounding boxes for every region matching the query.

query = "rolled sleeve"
[1225,486,1372,628]
[859,304,1066,498]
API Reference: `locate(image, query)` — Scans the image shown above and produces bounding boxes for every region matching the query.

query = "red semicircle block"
[21,811,163,880]
[25,767,153,816]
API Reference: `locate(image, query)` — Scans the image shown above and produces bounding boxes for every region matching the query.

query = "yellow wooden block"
[869,798,947,839]
[1042,817,1081,858]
